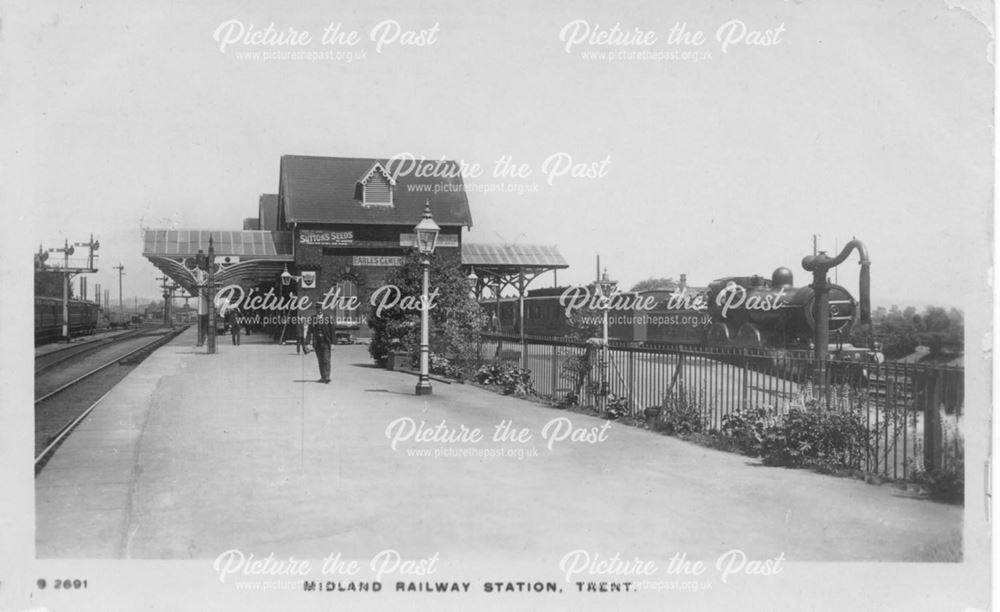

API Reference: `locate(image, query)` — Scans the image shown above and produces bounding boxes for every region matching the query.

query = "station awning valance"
[461,243,568,297]
[142,229,294,295]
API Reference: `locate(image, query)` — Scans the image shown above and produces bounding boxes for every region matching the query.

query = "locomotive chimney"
[679,274,687,290]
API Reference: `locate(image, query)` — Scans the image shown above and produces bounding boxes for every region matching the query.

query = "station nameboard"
[353,255,403,267]
[300,230,353,246]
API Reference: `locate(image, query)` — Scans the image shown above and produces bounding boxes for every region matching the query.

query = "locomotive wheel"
[706,322,732,345]
[736,323,763,348]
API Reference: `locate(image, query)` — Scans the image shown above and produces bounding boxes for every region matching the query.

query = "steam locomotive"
[482,266,878,358]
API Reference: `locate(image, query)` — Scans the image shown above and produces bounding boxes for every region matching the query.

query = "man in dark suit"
[311,304,336,383]
[227,307,241,346]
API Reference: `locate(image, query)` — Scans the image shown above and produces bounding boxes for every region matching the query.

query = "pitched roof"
[461,243,568,269]
[279,155,473,227]
[259,194,279,230]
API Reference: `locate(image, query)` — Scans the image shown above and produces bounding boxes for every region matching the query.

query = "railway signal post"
[39,237,100,342]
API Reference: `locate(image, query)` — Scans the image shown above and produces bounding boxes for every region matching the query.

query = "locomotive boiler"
[703,266,862,350]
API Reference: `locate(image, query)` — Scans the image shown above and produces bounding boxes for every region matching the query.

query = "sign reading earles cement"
[353,256,403,267]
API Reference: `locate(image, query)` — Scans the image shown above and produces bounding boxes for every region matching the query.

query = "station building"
[143,155,567,338]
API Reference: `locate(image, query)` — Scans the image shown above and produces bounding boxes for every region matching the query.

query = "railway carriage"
[34,296,100,344]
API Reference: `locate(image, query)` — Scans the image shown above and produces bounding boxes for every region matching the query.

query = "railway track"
[34,327,147,376]
[34,325,189,474]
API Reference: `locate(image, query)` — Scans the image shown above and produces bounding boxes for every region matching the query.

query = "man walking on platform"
[311,304,336,383]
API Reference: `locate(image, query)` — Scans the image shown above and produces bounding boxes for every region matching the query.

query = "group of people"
[224,305,337,384]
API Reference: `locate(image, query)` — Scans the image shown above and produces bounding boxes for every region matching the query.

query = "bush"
[475,362,535,396]
[429,353,464,380]
[556,390,579,408]
[720,407,776,456]
[910,461,964,504]
[653,389,706,435]
[758,408,869,470]
[558,350,592,398]
[368,250,487,377]
[605,394,630,420]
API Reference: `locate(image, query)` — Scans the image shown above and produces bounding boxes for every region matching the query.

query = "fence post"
[628,348,636,417]
[550,343,558,398]
[923,370,943,473]
[740,357,748,410]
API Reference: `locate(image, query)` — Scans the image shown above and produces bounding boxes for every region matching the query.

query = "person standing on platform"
[227,307,241,346]
[296,316,312,355]
[311,304,336,383]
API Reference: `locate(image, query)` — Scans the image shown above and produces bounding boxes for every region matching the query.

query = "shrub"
[758,407,869,470]
[605,394,630,420]
[475,362,535,396]
[368,250,487,376]
[720,407,776,456]
[654,388,706,435]
[556,390,579,408]
[910,461,964,504]
[429,353,464,380]
[558,350,592,398]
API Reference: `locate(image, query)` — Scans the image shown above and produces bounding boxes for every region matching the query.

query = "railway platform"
[36,327,963,562]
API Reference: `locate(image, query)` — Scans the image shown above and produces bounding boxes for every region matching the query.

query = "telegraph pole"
[113,264,125,313]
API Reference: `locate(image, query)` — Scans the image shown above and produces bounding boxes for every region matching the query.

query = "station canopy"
[461,243,568,297]
[142,229,294,295]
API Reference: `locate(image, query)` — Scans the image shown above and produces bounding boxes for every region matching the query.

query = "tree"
[367,249,487,379]
[630,277,677,293]
[866,304,964,359]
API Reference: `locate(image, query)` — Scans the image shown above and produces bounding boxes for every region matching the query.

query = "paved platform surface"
[36,328,962,561]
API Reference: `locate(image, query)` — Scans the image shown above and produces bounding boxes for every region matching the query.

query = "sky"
[2,0,993,311]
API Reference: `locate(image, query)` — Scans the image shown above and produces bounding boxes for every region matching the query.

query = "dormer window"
[357,161,395,206]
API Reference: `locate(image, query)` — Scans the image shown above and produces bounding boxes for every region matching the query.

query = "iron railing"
[470,332,964,480]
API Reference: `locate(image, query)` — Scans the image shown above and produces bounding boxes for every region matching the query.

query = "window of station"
[336,280,361,325]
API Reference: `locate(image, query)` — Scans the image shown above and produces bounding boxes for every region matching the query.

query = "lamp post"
[596,266,618,413]
[193,251,207,346]
[414,201,440,396]
[279,264,302,345]
[208,237,217,353]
